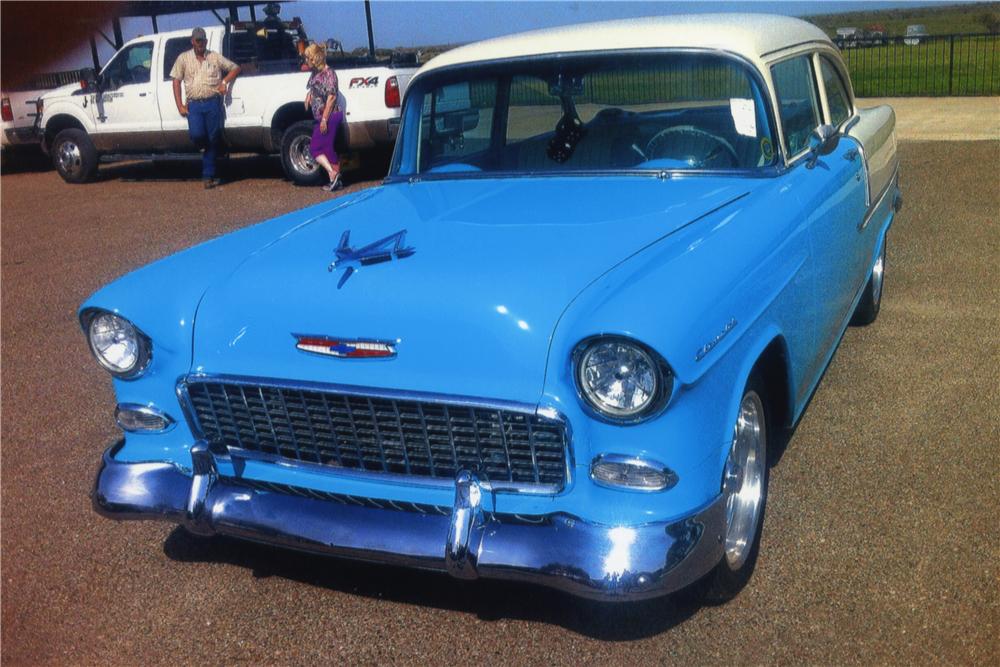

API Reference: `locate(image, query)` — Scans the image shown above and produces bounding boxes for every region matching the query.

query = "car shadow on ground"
[162,527,705,640]
[93,154,390,186]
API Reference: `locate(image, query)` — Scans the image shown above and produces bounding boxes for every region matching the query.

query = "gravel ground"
[2,143,998,665]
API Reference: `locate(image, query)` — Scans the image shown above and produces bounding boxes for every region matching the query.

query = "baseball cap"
[191,27,207,40]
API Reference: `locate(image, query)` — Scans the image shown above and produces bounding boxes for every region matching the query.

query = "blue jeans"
[187,97,223,179]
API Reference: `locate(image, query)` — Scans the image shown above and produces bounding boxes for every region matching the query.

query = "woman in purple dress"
[303,44,344,191]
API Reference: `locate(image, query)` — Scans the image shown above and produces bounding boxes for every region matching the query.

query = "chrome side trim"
[93,443,727,601]
[175,373,574,496]
[859,165,899,231]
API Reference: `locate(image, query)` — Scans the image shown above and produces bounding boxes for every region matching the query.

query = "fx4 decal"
[349,76,379,89]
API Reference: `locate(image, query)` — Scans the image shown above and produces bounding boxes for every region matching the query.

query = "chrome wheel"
[289,134,319,175]
[722,390,767,570]
[871,245,885,306]
[57,140,83,177]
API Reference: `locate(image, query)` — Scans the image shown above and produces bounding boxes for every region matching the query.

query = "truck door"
[91,41,161,147]
[157,36,195,146]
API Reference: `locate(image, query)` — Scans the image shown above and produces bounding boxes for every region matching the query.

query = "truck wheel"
[52,128,98,183]
[280,121,325,186]
[851,240,886,326]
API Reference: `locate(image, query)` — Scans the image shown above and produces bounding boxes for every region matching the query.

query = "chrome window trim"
[768,51,824,165]
[391,46,786,179]
[175,373,575,496]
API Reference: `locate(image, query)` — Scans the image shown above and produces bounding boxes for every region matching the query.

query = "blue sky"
[61,0,983,69]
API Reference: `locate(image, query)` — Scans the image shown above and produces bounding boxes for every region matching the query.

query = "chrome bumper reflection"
[93,442,726,601]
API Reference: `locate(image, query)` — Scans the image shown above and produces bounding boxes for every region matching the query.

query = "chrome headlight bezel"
[572,335,673,425]
[80,308,152,380]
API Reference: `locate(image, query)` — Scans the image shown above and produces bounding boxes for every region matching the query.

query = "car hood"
[192,176,750,402]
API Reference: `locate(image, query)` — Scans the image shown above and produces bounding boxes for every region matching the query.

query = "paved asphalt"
[1,142,997,665]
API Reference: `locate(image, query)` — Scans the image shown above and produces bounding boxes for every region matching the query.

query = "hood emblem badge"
[328,229,415,288]
[294,334,397,359]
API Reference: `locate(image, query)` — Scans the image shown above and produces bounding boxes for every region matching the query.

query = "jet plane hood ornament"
[328,229,416,288]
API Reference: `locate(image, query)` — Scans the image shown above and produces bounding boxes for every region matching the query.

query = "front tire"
[851,239,887,326]
[51,128,98,183]
[686,375,771,603]
[280,120,326,186]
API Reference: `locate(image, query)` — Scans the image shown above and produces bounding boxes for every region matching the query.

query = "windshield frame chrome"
[388,47,785,183]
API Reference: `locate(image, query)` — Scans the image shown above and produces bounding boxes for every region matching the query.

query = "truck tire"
[280,120,325,186]
[52,128,98,183]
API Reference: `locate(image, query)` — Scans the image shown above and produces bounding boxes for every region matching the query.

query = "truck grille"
[183,379,569,490]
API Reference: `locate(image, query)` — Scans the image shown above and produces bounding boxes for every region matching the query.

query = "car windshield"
[391,52,778,178]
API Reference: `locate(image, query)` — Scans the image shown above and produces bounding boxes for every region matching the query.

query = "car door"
[770,53,867,369]
[91,41,161,148]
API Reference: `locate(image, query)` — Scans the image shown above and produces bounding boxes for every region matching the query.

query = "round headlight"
[575,337,671,422]
[86,311,150,378]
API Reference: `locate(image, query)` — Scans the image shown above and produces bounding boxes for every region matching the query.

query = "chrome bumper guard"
[93,442,726,601]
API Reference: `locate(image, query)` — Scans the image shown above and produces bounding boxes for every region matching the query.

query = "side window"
[820,57,851,127]
[163,38,191,81]
[771,55,821,156]
[417,79,497,172]
[102,42,154,88]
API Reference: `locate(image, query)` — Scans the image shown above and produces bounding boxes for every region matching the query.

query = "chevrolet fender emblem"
[328,229,415,288]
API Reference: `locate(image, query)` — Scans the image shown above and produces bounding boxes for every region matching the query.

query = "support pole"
[365,0,376,60]
[112,17,124,49]
[89,35,101,71]
[151,14,158,33]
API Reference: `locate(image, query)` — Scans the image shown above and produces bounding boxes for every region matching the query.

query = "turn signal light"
[591,455,678,491]
[384,76,400,108]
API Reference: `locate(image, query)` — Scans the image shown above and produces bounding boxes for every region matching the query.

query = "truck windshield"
[391,52,777,178]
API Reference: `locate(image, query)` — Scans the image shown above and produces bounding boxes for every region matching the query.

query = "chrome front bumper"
[93,442,726,601]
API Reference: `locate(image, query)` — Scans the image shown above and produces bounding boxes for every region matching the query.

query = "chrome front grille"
[182,379,569,490]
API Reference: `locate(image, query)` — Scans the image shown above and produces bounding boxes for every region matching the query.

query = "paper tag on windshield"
[730,98,757,137]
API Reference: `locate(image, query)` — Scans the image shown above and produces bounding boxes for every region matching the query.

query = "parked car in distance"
[84,14,900,603]
[864,23,889,46]
[904,24,929,45]
[835,26,863,48]
[38,16,417,184]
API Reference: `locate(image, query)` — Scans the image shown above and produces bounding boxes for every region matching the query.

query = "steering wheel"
[644,126,739,168]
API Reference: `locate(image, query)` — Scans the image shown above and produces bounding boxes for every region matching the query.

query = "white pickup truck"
[38,22,417,184]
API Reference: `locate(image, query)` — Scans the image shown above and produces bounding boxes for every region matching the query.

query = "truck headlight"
[82,310,151,379]
[574,336,672,423]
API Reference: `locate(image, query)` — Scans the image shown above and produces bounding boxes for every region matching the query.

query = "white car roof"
[418,13,831,78]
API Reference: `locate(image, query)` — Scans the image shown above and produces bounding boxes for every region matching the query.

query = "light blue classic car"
[84,15,901,602]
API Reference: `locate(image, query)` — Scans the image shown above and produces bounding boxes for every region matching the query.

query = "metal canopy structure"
[88,1,291,70]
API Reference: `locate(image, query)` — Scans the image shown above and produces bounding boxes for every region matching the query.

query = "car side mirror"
[806,124,839,169]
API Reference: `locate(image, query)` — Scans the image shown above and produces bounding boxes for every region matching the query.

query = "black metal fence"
[839,33,999,96]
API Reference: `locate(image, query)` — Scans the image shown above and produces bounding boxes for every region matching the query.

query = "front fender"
[78,197,360,461]
[541,180,810,509]
[41,103,96,134]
